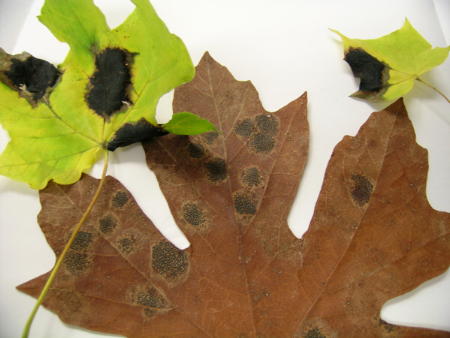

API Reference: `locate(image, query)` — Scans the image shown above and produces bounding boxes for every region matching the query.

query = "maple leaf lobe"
[106,118,168,151]
[4,55,60,101]
[344,48,386,93]
[87,48,132,118]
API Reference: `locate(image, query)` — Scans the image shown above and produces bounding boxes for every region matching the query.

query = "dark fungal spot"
[112,191,129,208]
[351,174,374,206]
[5,55,60,101]
[118,237,136,254]
[152,240,188,281]
[255,114,279,135]
[304,328,326,338]
[235,118,254,137]
[234,193,257,215]
[106,118,168,151]
[99,215,117,234]
[135,287,168,309]
[70,231,92,251]
[183,203,205,226]
[242,167,262,187]
[201,131,219,144]
[87,48,132,118]
[344,48,386,93]
[63,251,90,274]
[204,158,227,182]
[187,142,205,159]
[250,133,275,153]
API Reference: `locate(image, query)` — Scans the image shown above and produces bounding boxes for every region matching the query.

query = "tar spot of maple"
[135,287,168,309]
[304,328,326,338]
[152,241,188,280]
[87,48,132,118]
[351,174,373,206]
[187,142,205,158]
[201,131,219,144]
[112,191,129,208]
[204,158,227,182]
[344,48,386,93]
[5,56,60,101]
[70,231,92,251]
[183,203,205,226]
[234,193,257,215]
[235,118,254,137]
[118,237,136,254]
[242,167,262,187]
[64,251,90,274]
[250,133,275,153]
[255,114,279,135]
[99,215,117,234]
[106,118,168,151]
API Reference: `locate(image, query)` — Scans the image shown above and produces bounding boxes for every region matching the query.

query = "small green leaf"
[163,112,217,135]
[332,19,450,101]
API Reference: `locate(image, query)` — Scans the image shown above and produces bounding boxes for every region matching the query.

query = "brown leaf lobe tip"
[111,191,129,208]
[255,113,279,135]
[187,142,205,159]
[249,133,276,153]
[183,202,205,226]
[242,167,263,187]
[98,214,118,234]
[70,231,93,251]
[152,241,189,281]
[204,157,227,182]
[234,193,257,215]
[63,251,90,274]
[235,118,255,137]
[350,174,374,206]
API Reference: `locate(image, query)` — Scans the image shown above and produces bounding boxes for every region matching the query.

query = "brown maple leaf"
[18,53,450,337]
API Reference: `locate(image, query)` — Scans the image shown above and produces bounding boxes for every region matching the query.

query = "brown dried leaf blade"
[18,54,450,337]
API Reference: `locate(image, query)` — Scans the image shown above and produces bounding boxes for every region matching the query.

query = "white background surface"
[1,0,449,337]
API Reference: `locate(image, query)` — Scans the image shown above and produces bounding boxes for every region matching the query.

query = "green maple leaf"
[0,0,215,190]
[332,19,450,101]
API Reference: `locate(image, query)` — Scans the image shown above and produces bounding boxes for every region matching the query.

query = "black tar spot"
[235,118,254,137]
[187,143,205,159]
[304,328,326,338]
[183,203,205,226]
[152,241,188,280]
[255,114,278,135]
[99,215,117,234]
[351,174,373,206]
[70,231,92,251]
[250,133,275,153]
[135,287,168,309]
[204,158,227,182]
[234,193,257,215]
[242,167,262,187]
[112,191,129,208]
[64,251,89,274]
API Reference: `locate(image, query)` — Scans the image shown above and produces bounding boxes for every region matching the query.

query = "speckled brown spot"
[152,241,189,281]
[351,174,373,206]
[70,231,92,251]
[304,328,326,338]
[255,114,279,135]
[64,251,90,274]
[187,143,205,159]
[201,131,219,144]
[242,167,263,187]
[183,203,205,226]
[250,133,275,153]
[118,236,136,254]
[112,191,129,208]
[235,118,254,137]
[204,158,227,182]
[234,193,257,215]
[99,214,118,234]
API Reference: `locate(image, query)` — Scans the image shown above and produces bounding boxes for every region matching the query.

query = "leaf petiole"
[416,77,450,103]
[21,150,110,338]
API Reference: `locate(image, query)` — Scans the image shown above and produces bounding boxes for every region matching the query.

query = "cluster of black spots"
[87,48,132,118]
[106,118,168,151]
[250,133,275,153]
[204,158,227,182]
[70,231,93,251]
[5,55,60,101]
[152,240,188,280]
[344,48,386,93]
[234,118,254,137]
[304,328,326,338]
[255,114,279,135]
[112,191,129,208]
[234,193,257,215]
[351,174,374,206]
[201,131,219,144]
[63,251,89,274]
[242,167,262,187]
[98,214,118,234]
[182,203,205,226]
[135,287,168,310]
[187,142,205,159]
[118,236,136,254]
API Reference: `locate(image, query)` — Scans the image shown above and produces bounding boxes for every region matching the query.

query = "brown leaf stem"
[416,77,450,103]
[21,150,109,338]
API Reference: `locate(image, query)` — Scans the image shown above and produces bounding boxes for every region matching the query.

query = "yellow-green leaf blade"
[163,112,217,135]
